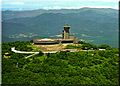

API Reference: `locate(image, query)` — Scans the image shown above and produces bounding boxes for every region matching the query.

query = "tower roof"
[63,24,71,27]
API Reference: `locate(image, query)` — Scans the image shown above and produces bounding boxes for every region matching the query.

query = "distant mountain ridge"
[2,8,118,48]
[2,7,117,20]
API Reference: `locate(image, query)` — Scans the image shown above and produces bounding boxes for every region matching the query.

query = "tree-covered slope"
[2,41,119,85]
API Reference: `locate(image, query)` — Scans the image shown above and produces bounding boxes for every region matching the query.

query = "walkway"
[11,47,39,54]
[11,47,106,58]
[11,47,39,58]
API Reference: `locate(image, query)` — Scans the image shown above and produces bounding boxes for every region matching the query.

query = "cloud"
[43,5,118,10]
[3,0,119,4]
[2,0,118,10]
[3,1,24,5]
[80,0,118,2]
[41,0,118,3]
[9,2,24,5]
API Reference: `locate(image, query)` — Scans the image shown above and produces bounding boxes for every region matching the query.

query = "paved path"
[11,47,39,58]
[11,47,39,54]
[11,47,107,58]
[11,47,58,54]
[11,47,60,58]
[25,53,39,59]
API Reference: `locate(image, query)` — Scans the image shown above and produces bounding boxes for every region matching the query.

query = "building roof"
[40,38,54,41]
[33,38,59,44]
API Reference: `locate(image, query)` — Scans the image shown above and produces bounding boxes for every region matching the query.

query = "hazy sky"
[2,0,119,10]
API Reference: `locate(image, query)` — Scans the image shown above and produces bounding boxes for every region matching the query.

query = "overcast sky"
[2,0,119,10]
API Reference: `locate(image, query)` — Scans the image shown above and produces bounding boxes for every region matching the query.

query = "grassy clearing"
[27,44,41,52]
[36,56,47,61]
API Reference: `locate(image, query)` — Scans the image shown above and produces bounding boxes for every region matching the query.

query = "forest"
[2,41,119,85]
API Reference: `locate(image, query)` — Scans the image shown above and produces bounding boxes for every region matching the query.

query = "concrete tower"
[63,24,70,39]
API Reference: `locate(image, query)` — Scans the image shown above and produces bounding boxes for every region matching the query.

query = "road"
[11,47,58,54]
[11,47,39,58]
[11,47,39,54]
[11,47,107,58]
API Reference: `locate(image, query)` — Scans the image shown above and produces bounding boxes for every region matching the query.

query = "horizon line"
[2,6,118,11]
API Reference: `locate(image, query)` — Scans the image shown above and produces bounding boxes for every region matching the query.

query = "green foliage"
[65,44,81,49]
[65,42,98,50]
[2,41,119,85]
[81,43,98,50]
[98,44,112,50]
[78,40,86,44]
[39,51,44,56]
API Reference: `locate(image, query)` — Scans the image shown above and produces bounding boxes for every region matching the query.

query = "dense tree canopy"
[98,44,112,50]
[2,41,119,85]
